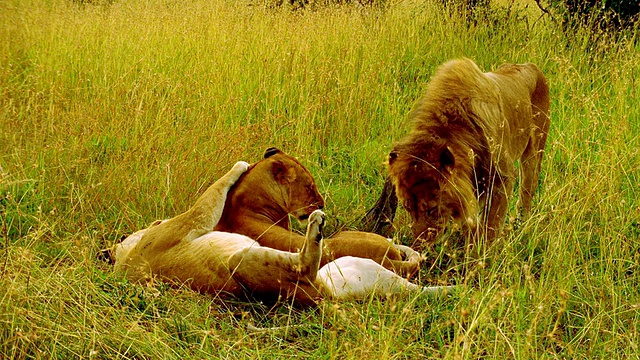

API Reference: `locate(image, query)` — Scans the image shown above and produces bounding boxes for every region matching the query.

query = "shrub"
[549,0,639,30]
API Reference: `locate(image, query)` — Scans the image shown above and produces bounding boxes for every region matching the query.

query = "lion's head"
[223,148,325,226]
[388,135,478,242]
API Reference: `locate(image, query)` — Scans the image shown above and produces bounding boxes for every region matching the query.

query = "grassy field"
[1,0,639,358]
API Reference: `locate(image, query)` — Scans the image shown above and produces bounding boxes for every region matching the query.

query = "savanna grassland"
[1,0,639,358]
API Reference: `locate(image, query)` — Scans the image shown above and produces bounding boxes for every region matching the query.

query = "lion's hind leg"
[195,161,250,205]
[519,135,542,217]
[114,162,249,280]
[318,256,456,300]
[227,210,325,305]
[318,257,418,300]
[519,64,550,218]
[520,121,549,218]
[186,161,250,235]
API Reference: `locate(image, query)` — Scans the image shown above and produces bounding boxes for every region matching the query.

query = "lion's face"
[388,140,476,241]
[276,158,325,222]
[233,148,325,223]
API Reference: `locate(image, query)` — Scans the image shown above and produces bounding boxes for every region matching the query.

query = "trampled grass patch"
[1,0,638,358]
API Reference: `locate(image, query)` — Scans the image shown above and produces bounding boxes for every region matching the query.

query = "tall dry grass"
[1,0,638,358]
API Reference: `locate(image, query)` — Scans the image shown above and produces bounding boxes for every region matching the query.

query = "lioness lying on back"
[111,159,453,306]
[113,162,326,305]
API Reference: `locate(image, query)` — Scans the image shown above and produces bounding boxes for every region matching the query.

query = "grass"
[1,0,639,358]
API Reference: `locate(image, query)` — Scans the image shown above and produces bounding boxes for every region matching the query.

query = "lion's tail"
[523,63,550,123]
[96,247,115,264]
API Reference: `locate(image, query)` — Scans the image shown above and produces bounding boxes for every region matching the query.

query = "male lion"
[109,159,451,306]
[214,148,423,277]
[368,58,550,243]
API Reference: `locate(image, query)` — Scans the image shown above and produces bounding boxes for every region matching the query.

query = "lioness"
[111,161,451,305]
[369,58,550,243]
[113,162,324,305]
[214,148,423,277]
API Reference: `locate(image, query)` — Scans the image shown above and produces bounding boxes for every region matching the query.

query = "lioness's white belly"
[190,231,257,253]
[115,230,260,295]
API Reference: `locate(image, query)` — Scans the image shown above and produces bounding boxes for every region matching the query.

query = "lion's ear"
[264,147,282,159]
[440,147,455,174]
[272,160,297,184]
[388,151,398,165]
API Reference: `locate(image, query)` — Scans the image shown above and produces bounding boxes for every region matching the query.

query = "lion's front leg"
[297,210,324,280]
[227,210,325,304]
[318,256,456,300]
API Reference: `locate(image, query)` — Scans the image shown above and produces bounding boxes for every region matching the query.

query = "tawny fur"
[214,149,423,277]
[388,58,550,242]
[113,162,325,305]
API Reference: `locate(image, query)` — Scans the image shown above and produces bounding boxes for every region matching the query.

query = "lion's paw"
[233,161,250,173]
[309,210,325,226]
[307,210,326,242]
